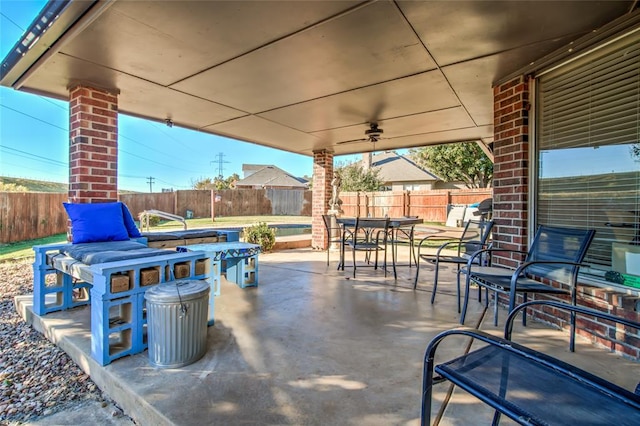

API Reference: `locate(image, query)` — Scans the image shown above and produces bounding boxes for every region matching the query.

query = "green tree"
[409,142,493,188]
[335,160,383,192]
[192,173,240,190]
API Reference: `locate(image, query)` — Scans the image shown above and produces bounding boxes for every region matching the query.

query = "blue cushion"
[63,202,130,244]
[120,202,142,238]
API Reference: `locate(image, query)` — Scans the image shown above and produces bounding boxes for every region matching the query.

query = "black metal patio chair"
[413,219,494,312]
[460,225,596,347]
[343,217,392,278]
[388,216,419,268]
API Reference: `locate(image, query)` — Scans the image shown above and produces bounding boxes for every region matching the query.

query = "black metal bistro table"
[336,217,423,278]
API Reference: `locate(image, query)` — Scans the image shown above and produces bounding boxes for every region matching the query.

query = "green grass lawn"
[0,216,312,262]
[0,234,68,262]
[146,215,311,231]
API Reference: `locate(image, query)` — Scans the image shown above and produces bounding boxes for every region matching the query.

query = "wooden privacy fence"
[339,189,492,222]
[0,189,312,243]
[1,188,490,243]
[120,189,313,220]
[0,192,68,244]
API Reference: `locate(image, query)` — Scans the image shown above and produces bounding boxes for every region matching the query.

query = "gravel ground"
[0,259,133,425]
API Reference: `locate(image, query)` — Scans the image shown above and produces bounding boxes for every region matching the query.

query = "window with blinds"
[536,33,640,278]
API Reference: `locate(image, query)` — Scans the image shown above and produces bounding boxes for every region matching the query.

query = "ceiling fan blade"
[336,137,368,145]
[370,101,386,123]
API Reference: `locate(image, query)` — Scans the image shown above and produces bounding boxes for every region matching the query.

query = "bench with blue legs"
[33,201,242,365]
[33,241,213,365]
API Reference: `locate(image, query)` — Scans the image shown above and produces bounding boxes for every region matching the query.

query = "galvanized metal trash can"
[145,280,210,368]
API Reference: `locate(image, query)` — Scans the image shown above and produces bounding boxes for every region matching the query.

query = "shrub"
[138,214,161,228]
[243,222,276,252]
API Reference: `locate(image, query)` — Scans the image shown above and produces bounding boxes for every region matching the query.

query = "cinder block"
[140,267,160,286]
[174,263,190,279]
[110,274,130,293]
[195,259,207,276]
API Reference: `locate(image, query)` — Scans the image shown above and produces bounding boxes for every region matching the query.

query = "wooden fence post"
[403,191,409,216]
[174,191,178,215]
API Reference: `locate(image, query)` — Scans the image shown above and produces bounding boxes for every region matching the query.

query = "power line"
[148,121,193,151]
[0,145,67,166]
[1,102,211,174]
[1,163,67,179]
[118,148,207,174]
[1,104,68,132]
[0,12,25,31]
[37,95,68,110]
[118,133,206,170]
[155,177,191,189]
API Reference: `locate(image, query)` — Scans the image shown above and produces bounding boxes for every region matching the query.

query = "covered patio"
[16,247,639,425]
[2,1,640,422]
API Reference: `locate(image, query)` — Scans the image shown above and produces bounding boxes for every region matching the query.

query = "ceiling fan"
[337,122,385,145]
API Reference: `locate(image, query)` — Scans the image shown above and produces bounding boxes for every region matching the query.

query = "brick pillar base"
[492,76,529,268]
[312,150,334,249]
[69,85,119,203]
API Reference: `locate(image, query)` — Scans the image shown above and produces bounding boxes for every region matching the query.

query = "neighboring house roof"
[242,164,272,178]
[236,165,308,188]
[368,151,441,183]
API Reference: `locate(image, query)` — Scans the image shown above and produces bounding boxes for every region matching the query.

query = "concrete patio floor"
[15,247,640,425]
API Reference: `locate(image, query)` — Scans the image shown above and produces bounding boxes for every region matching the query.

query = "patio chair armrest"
[424,327,511,363]
[511,260,591,287]
[464,248,529,270]
[416,232,460,247]
[434,239,486,257]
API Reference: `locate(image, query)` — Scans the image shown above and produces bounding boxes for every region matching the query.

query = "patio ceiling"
[1,0,636,157]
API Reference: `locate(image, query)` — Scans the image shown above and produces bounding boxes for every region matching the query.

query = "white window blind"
[536,35,640,272]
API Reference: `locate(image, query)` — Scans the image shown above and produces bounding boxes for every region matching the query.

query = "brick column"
[68,85,119,203]
[492,76,529,268]
[312,150,334,249]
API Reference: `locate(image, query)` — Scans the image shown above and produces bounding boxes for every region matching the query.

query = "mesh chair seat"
[435,344,640,425]
[471,274,569,294]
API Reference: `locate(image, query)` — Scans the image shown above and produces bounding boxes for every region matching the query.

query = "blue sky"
[0,1,362,193]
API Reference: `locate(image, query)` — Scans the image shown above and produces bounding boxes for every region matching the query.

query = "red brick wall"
[68,85,119,203]
[492,76,529,268]
[312,150,333,249]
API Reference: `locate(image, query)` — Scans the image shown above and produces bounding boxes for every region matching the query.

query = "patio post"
[312,149,334,250]
[492,75,530,268]
[68,85,119,204]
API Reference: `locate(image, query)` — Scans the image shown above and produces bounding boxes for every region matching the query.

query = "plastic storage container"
[144,280,210,368]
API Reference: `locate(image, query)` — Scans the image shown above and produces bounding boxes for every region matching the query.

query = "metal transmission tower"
[211,152,231,178]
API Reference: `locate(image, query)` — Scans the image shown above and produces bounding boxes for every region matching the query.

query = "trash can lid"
[144,280,210,303]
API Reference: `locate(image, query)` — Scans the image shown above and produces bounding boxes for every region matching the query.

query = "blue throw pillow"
[63,202,130,244]
[120,202,142,238]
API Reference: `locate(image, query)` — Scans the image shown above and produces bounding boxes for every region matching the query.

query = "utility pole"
[147,176,155,192]
[211,152,230,178]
